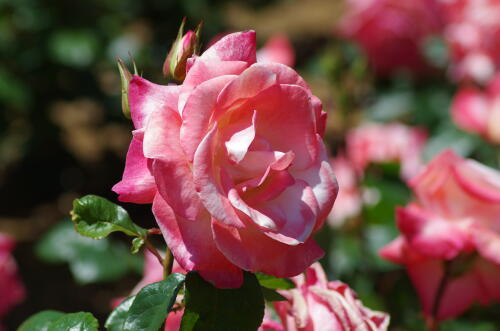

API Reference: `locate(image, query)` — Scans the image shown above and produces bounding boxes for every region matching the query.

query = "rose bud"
[163,19,202,81]
[117,58,136,119]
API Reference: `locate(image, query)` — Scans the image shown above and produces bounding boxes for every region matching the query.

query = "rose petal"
[112,135,156,204]
[201,30,257,64]
[152,194,243,288]
[129,76,180,129]
[193,124,246,228]
[180,75,236,161]
[212,218,324,277]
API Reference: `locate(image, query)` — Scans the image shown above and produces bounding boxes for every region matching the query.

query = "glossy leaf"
[18,310,65,331]
[71,195,147,239]
[46,312,99,331]
[256,273,294,290]
[123,273,186,331]
[105,296,135,331]
[180,272,265,331]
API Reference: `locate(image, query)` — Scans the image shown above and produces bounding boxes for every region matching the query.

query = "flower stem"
[428,260,451,331]
[163,247,174,279]
[144,238,164,267]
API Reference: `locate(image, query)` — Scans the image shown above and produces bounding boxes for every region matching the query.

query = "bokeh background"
[1,0,499,330]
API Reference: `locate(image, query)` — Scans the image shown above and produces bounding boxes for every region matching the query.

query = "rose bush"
[380,149,500,320]
[0,234,25,331]
[259,263,390,331]
[451,73,500,144]
[338,0,443,76]
[113,30,338,288]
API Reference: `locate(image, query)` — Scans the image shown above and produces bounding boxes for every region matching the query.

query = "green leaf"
[123,273,186,331]
[261,287,287,302]
[18,310,65,331]
[71,195,147,239]
[105,296,135,331]
[256,273,295,290]
[46,312,99,331]
[36,221,142,284]
[180,272,265,331]
[131,237,145,254]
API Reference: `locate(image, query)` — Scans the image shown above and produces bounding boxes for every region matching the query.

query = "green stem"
[163,247,174,279]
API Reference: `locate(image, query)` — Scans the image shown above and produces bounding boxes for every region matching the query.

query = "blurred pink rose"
[346,123,427,180]
[380,149,500,320]
[113,31,338,288]
[451,73,500,143]
[439,0,500,83]
[257,34,295,67]
[259,263,390,331]
[0,234,25,329]
[112,251,185,331]
[338,0,443,76]
[327,156,363,227]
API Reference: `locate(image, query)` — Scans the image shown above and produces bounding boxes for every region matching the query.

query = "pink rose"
[257,34,295,67]
[451,73,500,143]
[380,150,500,320]
[259,263,390,331]
[346,123,427,180]
[338,0,443,76]
[0,234,25,328]
[113,31,338,288]
[327,156,363,227]
[439,0,500,83]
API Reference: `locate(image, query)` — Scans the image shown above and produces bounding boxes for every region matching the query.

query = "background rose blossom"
[260,263,389,331]
[451,73,500,144]
[338,0,443,76]
[346,123,427,180]
[380,149,500,320]
[327,156,363,227]
[256,34,295,67]
[439,0,500,83]
[114,31,338,288]
[0,234,25,330]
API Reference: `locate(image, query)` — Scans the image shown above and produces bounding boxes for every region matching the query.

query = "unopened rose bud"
[117,58,136,119]
[163,19,202,81]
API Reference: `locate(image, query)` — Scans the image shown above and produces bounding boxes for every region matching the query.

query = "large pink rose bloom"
[439,0,500,83]
[0,234,25,330]
[338,0,443,76]
[380,149,500,320]
[451,73,500,144]
[346,123,427,180]
[259,263,390,331]
[113,31,338,288]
